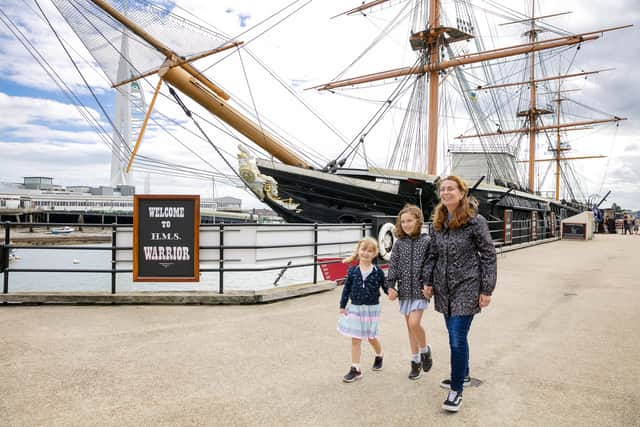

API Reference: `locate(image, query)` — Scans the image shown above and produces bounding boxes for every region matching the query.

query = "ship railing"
[486,216,561,248]
[1,217,563,295]
[1,221,372,295]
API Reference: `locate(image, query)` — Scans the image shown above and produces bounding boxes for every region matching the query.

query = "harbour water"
[7,244,316,292]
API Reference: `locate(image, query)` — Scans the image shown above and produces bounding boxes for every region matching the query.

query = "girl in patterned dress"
[386,204,433,380]
[337,237,388,382]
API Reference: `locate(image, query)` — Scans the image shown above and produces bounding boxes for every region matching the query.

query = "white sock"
[352,363,361,371]
[411,354,420,363]
[420,346,429,354]
[376,352,383,357]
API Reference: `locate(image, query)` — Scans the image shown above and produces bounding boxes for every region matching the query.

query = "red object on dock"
[318,258,387,285]
[318,258,354,285]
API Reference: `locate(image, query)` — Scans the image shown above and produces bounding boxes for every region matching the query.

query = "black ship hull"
[253,160,584,246]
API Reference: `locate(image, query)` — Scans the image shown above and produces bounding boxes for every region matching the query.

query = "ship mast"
[313,1,630,185]
[426,0,440,175]
[526,0,538,191]
[89,0,311,170]
[555,85,563,200]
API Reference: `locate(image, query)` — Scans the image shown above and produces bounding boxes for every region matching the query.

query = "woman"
[423,176,497,412]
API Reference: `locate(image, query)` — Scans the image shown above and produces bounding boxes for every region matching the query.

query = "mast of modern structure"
[110,27,133,187]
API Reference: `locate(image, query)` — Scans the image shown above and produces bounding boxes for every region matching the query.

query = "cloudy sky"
[0,0,638,209]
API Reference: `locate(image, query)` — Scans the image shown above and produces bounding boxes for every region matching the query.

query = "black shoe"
[343,366,362,383]
[372,356,383,371]
[442,390,462,412]
[408,361,422,380]
[421,350,433,372]
[439,376,471,389]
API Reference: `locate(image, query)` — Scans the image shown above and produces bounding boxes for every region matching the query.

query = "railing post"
[111,223,117,294]
[219,222,224,294]
[313,223,318,284]
[361,222,366,238]
[3,222,11,294]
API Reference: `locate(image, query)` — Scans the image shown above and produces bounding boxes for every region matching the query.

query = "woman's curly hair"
[432,175,478,231]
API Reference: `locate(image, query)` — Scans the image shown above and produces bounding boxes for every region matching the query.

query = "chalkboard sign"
[562,222,586,240]
[133,195,200,282]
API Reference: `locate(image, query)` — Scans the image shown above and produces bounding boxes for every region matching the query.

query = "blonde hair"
[343,237,379,263]
[395,204,424,238]
[432,175,478,231]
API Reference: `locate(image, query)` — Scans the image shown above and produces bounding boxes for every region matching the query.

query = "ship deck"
[1,233,638,425]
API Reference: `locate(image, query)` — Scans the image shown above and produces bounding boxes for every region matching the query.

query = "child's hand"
[339,308,345,315]
[388,288,398,301]
[423,286,433,299]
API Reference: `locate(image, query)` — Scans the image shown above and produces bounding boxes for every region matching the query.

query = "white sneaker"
[442,390,462,412]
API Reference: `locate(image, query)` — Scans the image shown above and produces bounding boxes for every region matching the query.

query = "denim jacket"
[339,265,387,309]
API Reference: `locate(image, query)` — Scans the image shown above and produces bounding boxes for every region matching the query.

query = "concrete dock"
[1,234,639,426]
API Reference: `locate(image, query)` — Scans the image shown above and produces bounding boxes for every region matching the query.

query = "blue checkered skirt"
[337,303,381,339]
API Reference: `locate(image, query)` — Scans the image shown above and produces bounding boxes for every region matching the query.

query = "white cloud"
[0,92,100,129]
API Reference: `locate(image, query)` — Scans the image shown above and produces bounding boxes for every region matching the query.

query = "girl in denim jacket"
[337,237,387,382]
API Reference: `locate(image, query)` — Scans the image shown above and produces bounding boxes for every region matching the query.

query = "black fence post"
[111,223,117,294]
[313,223,318,284]
[3,222,10,294]
[361,222,366,238]
[219,222,224,294]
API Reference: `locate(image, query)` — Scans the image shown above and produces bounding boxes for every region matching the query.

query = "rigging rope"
[167,85,252,194]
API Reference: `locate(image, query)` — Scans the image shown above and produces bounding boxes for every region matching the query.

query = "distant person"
[633,218,639,235]
[598,218,606,234]
[593,207,603,233]
[623,215,632,235]
[424,176,497,413]
[385,204,433,380]
[607,216,616,234]
[337,237,387,382]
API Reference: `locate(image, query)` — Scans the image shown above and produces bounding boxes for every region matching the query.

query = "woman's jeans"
[444,314,474,392]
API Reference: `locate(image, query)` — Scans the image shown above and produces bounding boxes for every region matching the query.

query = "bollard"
[111,224,117,294]
[3,222,10,293]
[219,222,224,294]
[313,223,318,284]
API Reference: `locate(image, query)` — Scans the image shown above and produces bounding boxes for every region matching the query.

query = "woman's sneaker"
[343,366,362,383]
[442,390,462,412]
[439,376,471,389]
[420,350,433,372]
[372,356,384,371]
[408,361,422,380]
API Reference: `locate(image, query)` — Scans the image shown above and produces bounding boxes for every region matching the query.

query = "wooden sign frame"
[133,195,200,282]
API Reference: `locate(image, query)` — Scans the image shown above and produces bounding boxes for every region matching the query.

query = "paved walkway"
[1,234,639,426]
